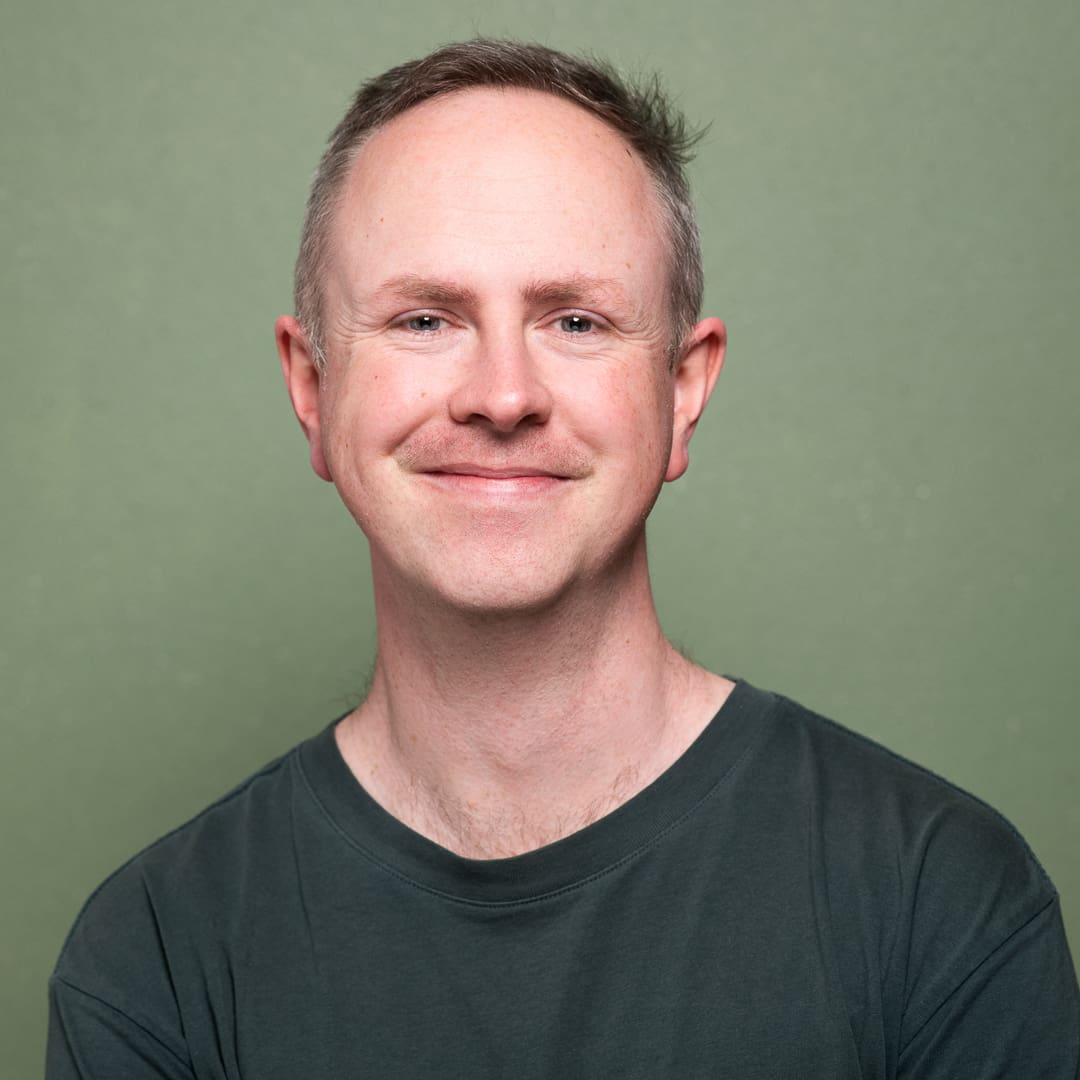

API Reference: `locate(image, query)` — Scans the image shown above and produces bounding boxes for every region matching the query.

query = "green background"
[3,0,1078,1072]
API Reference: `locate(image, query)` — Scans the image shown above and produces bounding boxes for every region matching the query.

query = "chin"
[431,569,576,618]
[370,523,642,618]
[386,545,582,618]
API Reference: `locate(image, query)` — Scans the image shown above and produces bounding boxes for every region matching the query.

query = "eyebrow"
[371,275,479,307]
[370,273,630,310]
[521,275,630,309]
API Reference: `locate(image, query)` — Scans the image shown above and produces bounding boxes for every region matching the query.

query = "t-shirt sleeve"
[889,787,1080,1078]
[46,861,196,1080]
[47,976,196,1080]
[897,895,1080,1077]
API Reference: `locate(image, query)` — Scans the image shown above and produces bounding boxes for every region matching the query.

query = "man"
[48,39,1078,1077]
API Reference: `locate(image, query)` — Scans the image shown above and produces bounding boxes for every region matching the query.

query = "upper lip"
[427,464,568,479]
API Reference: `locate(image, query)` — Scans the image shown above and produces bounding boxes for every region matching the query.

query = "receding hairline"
[319,88,675,342]
[324,85,670,282]
[294,40,705,368]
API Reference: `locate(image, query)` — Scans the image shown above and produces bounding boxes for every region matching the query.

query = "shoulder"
[52,734,316,1007]
[762,689,1053,892]
[741,684,1072,1050]
[751,686,1057,919]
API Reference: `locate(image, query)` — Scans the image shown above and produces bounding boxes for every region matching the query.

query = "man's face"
[281,88,721,613]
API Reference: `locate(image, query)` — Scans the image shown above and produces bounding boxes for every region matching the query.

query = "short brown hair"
[294,38,705,368]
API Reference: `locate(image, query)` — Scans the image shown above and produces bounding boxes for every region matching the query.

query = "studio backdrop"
[3,1,1077,1073]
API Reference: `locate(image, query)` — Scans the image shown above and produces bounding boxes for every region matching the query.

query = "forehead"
[324,88,667,304]
[352,85,656,204]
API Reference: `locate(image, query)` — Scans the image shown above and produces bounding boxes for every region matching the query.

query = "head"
[276,45,725,616]
[294,38,705,370]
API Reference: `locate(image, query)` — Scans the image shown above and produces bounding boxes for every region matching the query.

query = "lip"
[429,464,569,479]
[420,465,570,497]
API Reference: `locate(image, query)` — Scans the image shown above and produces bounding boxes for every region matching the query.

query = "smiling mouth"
[421,465,572,495]
[431,465,569,480]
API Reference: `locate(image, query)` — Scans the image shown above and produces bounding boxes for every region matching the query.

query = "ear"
[275,315,333,482]
[665,317,726,483]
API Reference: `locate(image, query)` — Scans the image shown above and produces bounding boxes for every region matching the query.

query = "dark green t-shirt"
[48,682,1080,1077]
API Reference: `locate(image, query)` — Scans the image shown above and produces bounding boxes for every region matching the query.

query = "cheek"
[620,364,673,437]
[587,370,674,476]
[321,365,435,464]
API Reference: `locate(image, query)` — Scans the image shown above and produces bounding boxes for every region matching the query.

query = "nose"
[447,330,553,432]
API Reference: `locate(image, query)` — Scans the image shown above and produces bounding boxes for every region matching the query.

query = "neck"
[336,542,733,858]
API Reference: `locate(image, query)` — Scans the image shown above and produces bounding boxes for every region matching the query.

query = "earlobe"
[664,317,726,483]
[275,315,333,482]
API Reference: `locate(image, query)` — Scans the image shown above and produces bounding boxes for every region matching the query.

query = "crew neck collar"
[298,679,777,905]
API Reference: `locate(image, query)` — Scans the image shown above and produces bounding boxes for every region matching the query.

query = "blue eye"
[407,315,443,332]
[560,315,593,334]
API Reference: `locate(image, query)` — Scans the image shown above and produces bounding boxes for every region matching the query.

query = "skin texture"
[277,88,730,857]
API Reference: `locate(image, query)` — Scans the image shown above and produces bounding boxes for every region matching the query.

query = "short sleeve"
[898,895,1079,1076]
[889,778,1080,1080]
[47,976,196,1080]
[46,860,196,1080]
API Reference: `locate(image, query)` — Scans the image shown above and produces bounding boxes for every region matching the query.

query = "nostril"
[447,362,554,430]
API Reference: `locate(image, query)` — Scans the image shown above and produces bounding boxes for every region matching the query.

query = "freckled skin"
[281,88,722,615]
